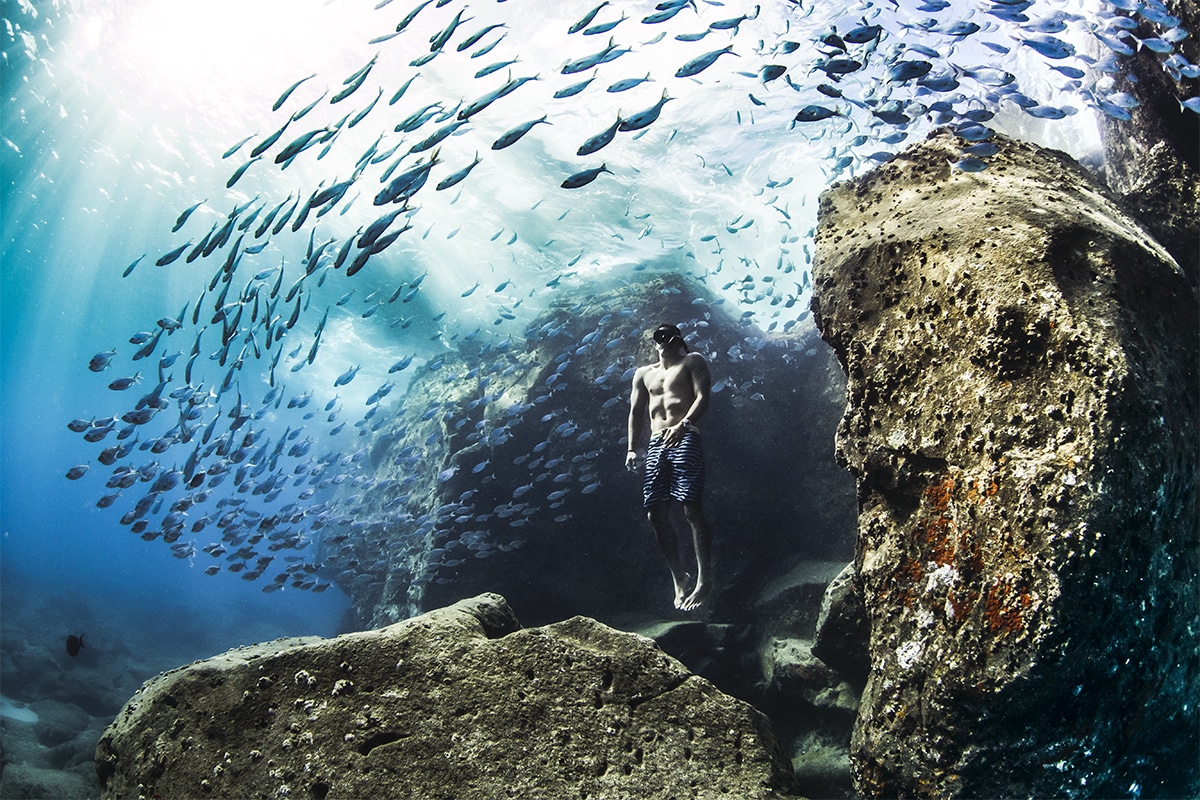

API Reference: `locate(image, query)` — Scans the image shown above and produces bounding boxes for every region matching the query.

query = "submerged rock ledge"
[812,131,1198,798]
[95,594,800,799]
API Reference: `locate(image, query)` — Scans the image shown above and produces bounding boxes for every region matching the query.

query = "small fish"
[492,116,549,150]
[676,45,736,78]
[886,60,932,82]
[394,0,433,32]
[156,242,192,267]
[121,254,145,278]
[436,152,482,190]
[607,73,652,93]
[1020,34,1075,59]
[554,73,596,99]
[89,349,117,372]
[171,199,206,232]
[618,90,672,131]
[66,634,85,657]
[792,105,839,123]
[457,22,506,52]
[66,465,89,480]
[577,117,622,155]
[948,157,989,173]
[760,64,786,83]
[584,13,626,35]
[569,1,609,34]
[108,373,141,391]
[272,73,316,112]
[334,365,360,387]
[561,164,612,189]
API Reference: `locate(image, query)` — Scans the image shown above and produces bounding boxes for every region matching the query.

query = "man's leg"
[679,501,712,611]
[647,502,690,609]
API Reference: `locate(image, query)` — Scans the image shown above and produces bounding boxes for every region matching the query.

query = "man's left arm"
[682,353,711,426]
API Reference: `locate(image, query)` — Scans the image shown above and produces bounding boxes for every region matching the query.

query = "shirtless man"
[626,323,713,611]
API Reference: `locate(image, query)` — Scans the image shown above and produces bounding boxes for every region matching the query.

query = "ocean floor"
[0,568,346,799]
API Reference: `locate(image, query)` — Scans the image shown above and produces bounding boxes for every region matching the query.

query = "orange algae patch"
[984,576,1032,636]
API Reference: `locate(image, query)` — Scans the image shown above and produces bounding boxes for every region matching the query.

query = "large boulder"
[811,131,1199,798]
[95,593,800,799]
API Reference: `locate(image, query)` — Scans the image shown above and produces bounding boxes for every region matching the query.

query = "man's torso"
[638,356,698,433]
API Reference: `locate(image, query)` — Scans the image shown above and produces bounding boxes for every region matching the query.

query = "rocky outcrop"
[1095,0,1199,287]
[812,131,1199,798]
[95,594,800,799]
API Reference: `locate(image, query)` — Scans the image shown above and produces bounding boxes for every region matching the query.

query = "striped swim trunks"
[643,429,705,507]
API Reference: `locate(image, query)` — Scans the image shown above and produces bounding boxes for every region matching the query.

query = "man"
[626,323,713,611]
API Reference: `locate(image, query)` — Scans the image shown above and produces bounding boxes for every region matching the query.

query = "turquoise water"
[0,0,1193,769]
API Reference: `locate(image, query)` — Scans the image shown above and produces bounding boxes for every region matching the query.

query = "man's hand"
[662,420,689,447]
[625,450,639,472]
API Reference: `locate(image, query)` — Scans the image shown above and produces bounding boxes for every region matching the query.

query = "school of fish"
[63,0,1197,597]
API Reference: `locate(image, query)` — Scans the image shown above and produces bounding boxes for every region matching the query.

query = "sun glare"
[70,0,377,126]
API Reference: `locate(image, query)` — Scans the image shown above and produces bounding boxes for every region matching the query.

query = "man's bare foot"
[673,573,692,609]
[680,580,711,612]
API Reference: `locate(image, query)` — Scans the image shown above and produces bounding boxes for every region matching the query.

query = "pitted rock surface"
[812,132,1198,798]
[95,594,799,799]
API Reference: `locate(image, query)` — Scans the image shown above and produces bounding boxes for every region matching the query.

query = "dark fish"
[844,23,882,43]
[577,117,622,156]
[607,73,651,93]
[332,53,378,104]
[436,152,482,191]
[394,0,433,32]
[457,22,506,52]
[155,242,192,267]
[886,60,932,82]
[676,45,736,78]
[562,36,618,74]
[792,105,839,123]
[617,90,671,131]
[429,7,470,52]
[492,116,549,149]
[121,254,145,278]
[554,73,596,99]
[561,163,612,189]
[89,349,117,372]
[569,1,609,34]
[408,119,465,154]
[709,5,758,31]
[389,73,420,106]
[66,634,85,657]
[109,373,141,391]
[584,13,626,35]
[1019,34,1075,60]
[66,465,89,480]
[172,199,206,232]
[290,89,329,122]
[760,64,786,82]
[476,58,519,79]
[272,73,316,112]
[817,56,862,76]
[221,133,255,160]
[226,155,260,189]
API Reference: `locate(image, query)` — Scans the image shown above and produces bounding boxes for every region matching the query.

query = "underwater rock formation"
[1095,0,1199,288]
[95,593,799,799]
[326,273,854,628]
[812,131,1199,798]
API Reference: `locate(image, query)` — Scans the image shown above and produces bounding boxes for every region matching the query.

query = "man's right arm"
[626,368,648,470]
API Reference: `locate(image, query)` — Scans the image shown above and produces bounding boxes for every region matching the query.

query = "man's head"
[652,323,688,353]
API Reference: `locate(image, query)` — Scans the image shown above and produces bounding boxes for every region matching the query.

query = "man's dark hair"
[652,324,688,352]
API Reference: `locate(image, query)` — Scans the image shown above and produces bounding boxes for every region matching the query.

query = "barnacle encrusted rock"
[95,593,799,799]
[811,131,1198,798]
